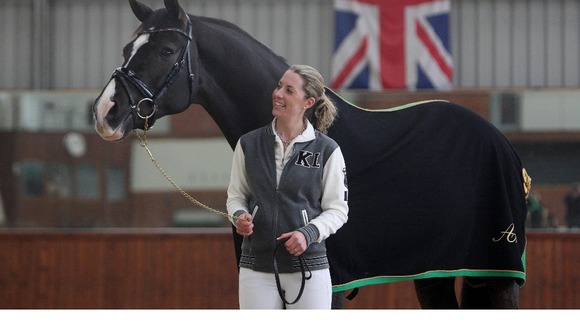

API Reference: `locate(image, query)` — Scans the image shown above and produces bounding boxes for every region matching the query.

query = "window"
[76,164,99,199]
[20,161,71,197]
[46,163,71,197]
[19,161,126,201]
[105,166,126,202]
[20,161,44,197]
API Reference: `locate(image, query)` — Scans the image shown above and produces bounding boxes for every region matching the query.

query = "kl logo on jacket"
[331,0,452,90]
[295,150,321,168]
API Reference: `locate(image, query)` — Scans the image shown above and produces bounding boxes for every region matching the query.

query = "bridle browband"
[111,16,197,128]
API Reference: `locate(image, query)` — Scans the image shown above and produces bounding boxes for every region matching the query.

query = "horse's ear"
[164,0,187,23]
[129,0,154,23]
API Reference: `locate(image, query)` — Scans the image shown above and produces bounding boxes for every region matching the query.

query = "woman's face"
[272,70,314,123]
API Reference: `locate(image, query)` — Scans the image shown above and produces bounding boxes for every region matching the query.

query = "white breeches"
[238,267,332,309]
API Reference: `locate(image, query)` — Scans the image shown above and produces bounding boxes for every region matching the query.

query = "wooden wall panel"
[0,231,239,308]
[519,232,580,309]
[0,230,577,309]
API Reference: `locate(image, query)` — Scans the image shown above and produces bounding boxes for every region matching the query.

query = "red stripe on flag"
[331,36,369,89]
[415,20,452,80]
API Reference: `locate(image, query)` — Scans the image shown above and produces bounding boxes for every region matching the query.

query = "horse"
[93,0,530,309]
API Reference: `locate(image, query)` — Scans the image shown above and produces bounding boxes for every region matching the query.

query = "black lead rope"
[272,240,312,306]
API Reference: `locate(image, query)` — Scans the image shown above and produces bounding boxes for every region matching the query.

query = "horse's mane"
[191,14,289,67]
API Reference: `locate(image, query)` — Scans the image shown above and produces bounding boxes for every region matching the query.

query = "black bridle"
[111,17,197,128]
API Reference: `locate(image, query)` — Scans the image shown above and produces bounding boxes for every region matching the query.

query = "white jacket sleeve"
[226,139,250,225]
[309,147,349,242]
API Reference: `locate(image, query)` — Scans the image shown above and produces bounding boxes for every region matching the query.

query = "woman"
[226,64,349,309]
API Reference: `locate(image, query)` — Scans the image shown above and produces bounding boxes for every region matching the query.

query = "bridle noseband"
[111,17,197,128]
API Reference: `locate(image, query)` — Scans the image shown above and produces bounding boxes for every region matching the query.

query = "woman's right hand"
[235,213,254,236]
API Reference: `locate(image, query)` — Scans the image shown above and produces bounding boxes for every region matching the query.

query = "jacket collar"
[270,118,315,144]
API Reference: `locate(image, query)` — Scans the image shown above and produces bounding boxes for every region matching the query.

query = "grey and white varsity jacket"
[226,119,349,273]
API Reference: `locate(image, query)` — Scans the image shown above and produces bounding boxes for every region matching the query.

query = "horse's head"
[93,0,198,141]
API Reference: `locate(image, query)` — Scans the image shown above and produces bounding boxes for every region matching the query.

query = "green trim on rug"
[332,269,526,293]
[332,246,527,292]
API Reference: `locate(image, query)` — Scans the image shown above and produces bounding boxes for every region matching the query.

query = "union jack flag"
[331,0,452,91]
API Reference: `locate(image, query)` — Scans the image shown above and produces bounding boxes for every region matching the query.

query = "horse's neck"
[195,84,252,148]
[191,18,288,148]
[194,67,279,149]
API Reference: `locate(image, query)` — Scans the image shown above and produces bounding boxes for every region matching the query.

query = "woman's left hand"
[277,231,307,256]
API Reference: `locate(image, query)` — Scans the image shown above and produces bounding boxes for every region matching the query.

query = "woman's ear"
[304,97,315,109]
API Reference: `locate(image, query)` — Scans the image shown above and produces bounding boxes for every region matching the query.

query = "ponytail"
[289,64,337,134]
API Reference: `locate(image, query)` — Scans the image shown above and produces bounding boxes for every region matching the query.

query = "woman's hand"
[277,231,307,256]
[235,213,254,236]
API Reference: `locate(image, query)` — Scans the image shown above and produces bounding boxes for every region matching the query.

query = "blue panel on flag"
[427,13,450,53]
[349,64,371,89]
[417,64,434,89]
[334,11,358,51]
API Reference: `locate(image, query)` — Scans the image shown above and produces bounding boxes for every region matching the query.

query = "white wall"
[520,91,580,131]
[130,138,233,192]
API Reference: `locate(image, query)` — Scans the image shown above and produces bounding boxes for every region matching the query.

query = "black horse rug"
[324,92,528,292]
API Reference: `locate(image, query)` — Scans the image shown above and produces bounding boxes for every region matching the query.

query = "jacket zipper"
[301,209,309,226]
[274,186,280,246]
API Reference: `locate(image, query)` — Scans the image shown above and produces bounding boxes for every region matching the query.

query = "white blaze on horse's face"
[94,34,150,141]
[123,34,150,68]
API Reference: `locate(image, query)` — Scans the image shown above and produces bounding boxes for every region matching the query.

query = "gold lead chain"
[133,118,234,221]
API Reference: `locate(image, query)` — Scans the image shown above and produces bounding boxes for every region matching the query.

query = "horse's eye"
[160,48,174,59]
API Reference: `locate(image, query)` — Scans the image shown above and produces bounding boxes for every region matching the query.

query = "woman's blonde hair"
[289,64,337,134]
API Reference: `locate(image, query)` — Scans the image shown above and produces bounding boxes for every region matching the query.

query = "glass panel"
[0,92,15,131]
[499,93,519,125]
[46,162,71,197]
[512,142,580,184]
[76,164,99,199]
[105,166,126,202]
[20,161,44,197]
